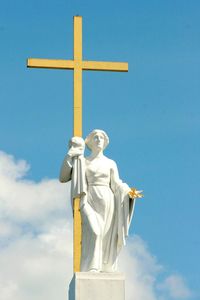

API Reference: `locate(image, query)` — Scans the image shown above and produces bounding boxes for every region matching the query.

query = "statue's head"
[85,129,109,151]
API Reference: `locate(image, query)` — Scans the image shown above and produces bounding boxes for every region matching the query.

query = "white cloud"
[0,151,192,300]
[157,275,192,299]
[0,151,71,225]
[119,236,162,300]
[0,151,29,180]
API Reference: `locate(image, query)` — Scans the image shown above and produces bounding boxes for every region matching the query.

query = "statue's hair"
[85,129,109,150]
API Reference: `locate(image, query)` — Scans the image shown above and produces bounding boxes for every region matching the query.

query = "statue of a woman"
[59,129,142,273]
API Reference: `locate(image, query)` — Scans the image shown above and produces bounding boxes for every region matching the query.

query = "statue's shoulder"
[103,156,117,167]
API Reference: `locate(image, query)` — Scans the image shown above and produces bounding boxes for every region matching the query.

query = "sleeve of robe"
[59,154,73,183]
[110,160,136,254]
[59,154,87,209]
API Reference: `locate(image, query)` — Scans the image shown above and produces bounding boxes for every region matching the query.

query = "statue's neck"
[89,150,104,160]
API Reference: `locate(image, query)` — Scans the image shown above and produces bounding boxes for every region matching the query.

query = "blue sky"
[0,1,199,299]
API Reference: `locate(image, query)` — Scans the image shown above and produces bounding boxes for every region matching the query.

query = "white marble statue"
[59,129,142,273]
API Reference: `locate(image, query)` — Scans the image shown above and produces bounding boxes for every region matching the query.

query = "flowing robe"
[60,154,135,272]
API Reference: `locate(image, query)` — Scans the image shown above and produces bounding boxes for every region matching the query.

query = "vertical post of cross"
[73,16,82,137]
[73,16,83,273]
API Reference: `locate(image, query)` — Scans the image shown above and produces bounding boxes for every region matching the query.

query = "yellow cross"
[27,16,128,273]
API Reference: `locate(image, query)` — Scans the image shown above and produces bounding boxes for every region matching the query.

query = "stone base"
[69,272,125,300]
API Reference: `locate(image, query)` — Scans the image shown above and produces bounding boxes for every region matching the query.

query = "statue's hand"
[68,137,85,157]
[129,188,143,199]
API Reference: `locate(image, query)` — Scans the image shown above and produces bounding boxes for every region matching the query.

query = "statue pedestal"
[69,272,125,300]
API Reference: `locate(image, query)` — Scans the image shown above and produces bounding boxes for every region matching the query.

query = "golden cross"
[27,16,128,273]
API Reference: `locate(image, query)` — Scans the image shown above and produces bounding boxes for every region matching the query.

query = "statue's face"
[91,132,105,151]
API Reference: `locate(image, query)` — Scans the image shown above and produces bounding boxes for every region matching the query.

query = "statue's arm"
[59,154,73,183]
[110,160,143,199]
[110,160,130,194]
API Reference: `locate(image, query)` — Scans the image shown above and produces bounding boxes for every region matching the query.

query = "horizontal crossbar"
[27,58,75,69]
[27,58,128,72]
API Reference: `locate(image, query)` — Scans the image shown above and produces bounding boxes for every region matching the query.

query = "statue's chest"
[85,159,110,180]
